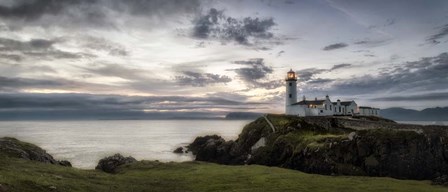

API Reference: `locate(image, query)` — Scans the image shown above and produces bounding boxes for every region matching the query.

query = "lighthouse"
[285,69,297,113]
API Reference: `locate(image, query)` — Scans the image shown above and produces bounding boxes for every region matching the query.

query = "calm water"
[0,120,251,169]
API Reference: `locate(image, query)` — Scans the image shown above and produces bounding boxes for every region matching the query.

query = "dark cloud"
[192,8,281,48]
[0,0,201,27]
[0,76,64,91]
[330,63,352,71]
[426,24,448,44]
[0,38,54,51]
[307,78,334,84]
[322,43,348,51]
[0,53,22,61]
[232,58,281,89]
[296,68,327,81]
[372,92,448,101]
[175,71,232,87]
[0,37,94,60]
[353,39,391,47]
[276,50,285,57]
[0,0,78,20]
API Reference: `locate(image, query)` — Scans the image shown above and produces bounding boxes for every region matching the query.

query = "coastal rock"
[432,175,448,186]
[187,135,246,164]
[0,137,71,167]
[58,160,72,167]
[0,184,8,192]
[173,147,184,154]
[188,115,448,180]
[95,153,137,173]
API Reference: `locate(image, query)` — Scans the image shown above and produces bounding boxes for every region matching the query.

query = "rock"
[0,184,8,192]
[187,135,246,164]
[364,155,379,167]
[347,132,356,140]
[173,147,184,154]
[0,137,71,167]
[49,186,57,190]
[250,137,266,152]
[432,175,448,186]
[95,153,137,173]
[58,160,72,167]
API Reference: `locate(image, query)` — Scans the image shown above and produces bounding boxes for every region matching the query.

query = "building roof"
[359,106,372,109]
[332,101,354,106]
[293,100,326,105]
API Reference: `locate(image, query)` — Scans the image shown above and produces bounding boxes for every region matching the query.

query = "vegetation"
[1,152,447,191]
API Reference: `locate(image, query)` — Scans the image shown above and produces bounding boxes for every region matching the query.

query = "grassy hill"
[0,138,447,192]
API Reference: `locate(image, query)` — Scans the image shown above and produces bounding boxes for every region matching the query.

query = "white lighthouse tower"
[285,69,297,114]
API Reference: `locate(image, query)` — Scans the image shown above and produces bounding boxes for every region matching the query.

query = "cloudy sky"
[0,0,447,119]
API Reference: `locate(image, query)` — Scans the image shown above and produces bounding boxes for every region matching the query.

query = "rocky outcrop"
[173,147,184,154]
[95,153,137,173]
[0,137,71,167]
[188,115,448,180]
[432,175,448,186]
[187,135,247,164]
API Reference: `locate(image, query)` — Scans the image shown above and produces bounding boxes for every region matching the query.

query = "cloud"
[0,37,94,60]
[322,43,348,51]
[0,53,22,61]
[296,63,351,82]
[232,58,282,89]
[0,0,201,28]
[372,92,448,101]
[301,52,448,97]
[81,36,128,56]
[175,71,232,87]
[307,78,334,84]
[353,39,391,47]
[80,63,149,81]
[330,63,352,71]
[0,76,65,91]
[276,50,285,57]
[0,92,268,120]
[296,68,327,81]
[192,8,281,48]
[426,24,448,44]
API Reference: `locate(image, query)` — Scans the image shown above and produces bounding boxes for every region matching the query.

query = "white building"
[284,69,379,117]
[359,106,380,116]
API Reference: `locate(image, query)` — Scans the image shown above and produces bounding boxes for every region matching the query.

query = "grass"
[0,154,447,192]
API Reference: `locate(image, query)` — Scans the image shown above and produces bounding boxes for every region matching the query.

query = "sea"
[0,120,250,169]
[0,120,446,169]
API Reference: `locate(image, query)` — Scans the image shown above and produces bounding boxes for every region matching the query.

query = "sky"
[0,0,447,119]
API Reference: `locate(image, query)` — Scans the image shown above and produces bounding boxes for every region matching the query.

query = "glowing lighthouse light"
[286,69,297,81]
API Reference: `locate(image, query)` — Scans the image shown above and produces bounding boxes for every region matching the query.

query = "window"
[289,94,292,98]
[325,104,327,110]
[330,105,332,110]
[289,83,292,86]
[320,110,323,113]
[339,107,341,112]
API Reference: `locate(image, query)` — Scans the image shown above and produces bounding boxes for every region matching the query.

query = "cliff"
[188,114,448,180]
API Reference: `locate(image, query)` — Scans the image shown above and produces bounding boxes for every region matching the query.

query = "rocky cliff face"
[188,115,448,180]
